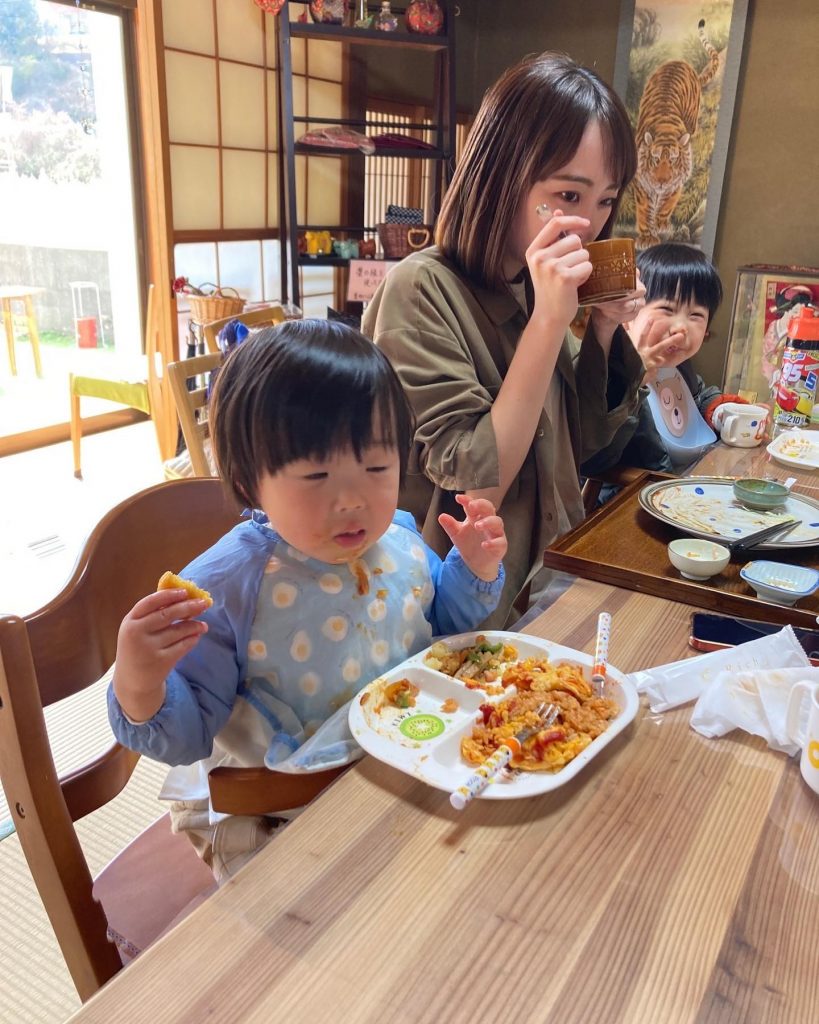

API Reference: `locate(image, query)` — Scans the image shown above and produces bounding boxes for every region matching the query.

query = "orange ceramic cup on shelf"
[577,237,636,306]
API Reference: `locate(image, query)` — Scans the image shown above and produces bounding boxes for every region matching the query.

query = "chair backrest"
[166,352,221,477]
[201,303,286,354]
[0,478,240,997]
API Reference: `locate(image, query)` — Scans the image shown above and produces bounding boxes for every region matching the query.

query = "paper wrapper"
[629,625,810,712]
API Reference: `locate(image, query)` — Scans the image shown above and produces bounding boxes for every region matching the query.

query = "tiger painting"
[633,19,723,248]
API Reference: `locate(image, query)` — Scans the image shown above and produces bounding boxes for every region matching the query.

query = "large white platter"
[638,477,819,549]
[348,630,639,801]
[767,428,819,471]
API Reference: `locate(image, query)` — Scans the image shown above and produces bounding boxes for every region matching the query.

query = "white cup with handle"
[711,402,770,447]
[785,680,819,794]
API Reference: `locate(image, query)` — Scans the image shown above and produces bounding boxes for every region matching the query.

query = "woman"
[363,52,650,626]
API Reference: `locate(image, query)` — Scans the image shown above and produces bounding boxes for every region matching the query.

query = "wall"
[470,0,819,388]
[372,0,819,389]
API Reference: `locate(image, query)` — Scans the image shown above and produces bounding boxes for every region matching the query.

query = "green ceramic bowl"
[733,477,790,510]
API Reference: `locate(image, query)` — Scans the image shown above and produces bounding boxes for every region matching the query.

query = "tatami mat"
[0,757,168,1024]
[0,423,172,1023]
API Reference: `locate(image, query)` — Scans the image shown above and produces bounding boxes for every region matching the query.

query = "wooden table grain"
[68,580,819,1024]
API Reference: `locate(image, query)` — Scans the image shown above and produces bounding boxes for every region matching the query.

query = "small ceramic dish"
[740,560,819,606]
[733,477,790,510]
[668,538,730,580]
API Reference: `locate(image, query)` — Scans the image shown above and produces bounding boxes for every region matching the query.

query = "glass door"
[0,0,141,447]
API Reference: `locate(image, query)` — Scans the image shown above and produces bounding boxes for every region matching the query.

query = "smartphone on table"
[689,611,819,666]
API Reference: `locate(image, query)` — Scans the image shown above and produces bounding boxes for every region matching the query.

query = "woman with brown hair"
[364,51,654,626]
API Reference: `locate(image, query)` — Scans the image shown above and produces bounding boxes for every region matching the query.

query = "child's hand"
[631,316,690,374]
[113,589,210,723]
[438,494,507,583]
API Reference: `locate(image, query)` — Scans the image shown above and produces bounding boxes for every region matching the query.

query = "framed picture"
[612,0,749,254]
[722,264,819,404]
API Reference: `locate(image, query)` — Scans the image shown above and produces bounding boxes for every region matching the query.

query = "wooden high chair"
[166,352,221,478]
[0,478,239,1000]
[0,477,349,1000]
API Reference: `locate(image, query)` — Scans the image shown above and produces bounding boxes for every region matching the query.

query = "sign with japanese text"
[347,260,392,303]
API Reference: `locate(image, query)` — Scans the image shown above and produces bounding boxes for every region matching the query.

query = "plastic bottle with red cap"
[773,305,819,433]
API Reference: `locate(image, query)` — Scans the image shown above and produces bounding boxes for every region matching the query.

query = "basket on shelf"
[185,288,245,323]
[376,223,431,260]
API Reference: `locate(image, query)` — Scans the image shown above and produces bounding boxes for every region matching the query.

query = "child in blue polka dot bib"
[109,319,507,879]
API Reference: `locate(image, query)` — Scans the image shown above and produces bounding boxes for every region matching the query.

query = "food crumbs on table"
[376,588,388,600]
[440,698,459,714]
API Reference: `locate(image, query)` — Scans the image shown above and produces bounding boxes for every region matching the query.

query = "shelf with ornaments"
[276,0,455,308]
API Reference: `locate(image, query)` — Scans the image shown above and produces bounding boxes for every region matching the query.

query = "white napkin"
[690,666,819,754]
[630,626,810,712]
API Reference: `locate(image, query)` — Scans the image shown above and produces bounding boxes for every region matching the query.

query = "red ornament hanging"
[406,0,444,34]
[254,0,286,13]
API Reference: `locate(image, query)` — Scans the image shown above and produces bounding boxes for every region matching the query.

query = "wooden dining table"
[68,577,818,1024]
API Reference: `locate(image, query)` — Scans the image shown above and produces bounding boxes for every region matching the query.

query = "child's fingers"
[129,589,191,620]
[437,512,460,540]
[474,514,504,539]
[480,536,507,553]
[154,598,211,627]
[460,496,497,520]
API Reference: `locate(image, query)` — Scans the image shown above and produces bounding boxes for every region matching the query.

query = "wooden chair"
[0,477,348,1000]
[68,284,174,480]
[166,352,221,478]
[200,303,285,355]
[0,478,238,1000]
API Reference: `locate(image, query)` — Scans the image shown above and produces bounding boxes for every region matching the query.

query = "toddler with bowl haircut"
[581,242,746,479]
[108,319,507,879]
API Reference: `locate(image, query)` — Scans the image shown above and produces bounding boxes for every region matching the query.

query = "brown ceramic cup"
[577,238,636,306]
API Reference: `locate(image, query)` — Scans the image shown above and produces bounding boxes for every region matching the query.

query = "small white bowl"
[740,560,819,606]
[668,538,730,580]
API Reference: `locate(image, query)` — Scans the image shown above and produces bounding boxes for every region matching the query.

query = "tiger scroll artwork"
[613,0,749,255]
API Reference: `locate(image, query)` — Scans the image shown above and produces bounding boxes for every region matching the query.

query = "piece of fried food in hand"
[157,571,213,607]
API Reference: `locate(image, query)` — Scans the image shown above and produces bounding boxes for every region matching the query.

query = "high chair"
[0,478,239,1000]
[0,476,349,1000]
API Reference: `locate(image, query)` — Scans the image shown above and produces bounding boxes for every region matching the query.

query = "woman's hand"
[438,494,507,583]
[526,209,593,329]
[589,274,648,335]
[113,589,210,722]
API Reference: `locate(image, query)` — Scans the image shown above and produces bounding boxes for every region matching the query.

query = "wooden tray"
[544,472,819,627]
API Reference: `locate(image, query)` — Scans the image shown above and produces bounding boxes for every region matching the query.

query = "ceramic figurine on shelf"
[374,0,398,31]
[354,0,373,28]
[406,0,444,34]
[309,0,346,24]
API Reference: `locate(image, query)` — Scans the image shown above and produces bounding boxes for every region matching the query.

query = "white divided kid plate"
[767,428,819,470]
[348,630,639,801]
